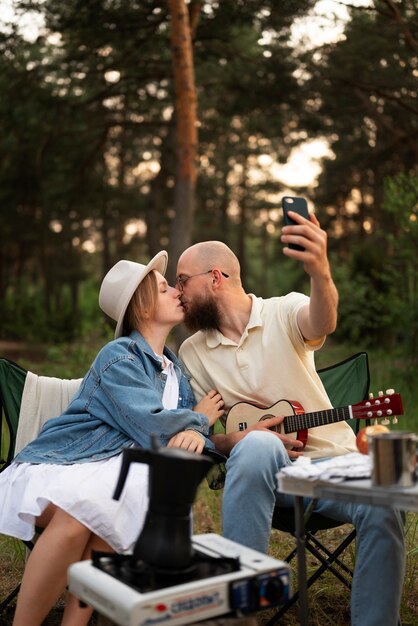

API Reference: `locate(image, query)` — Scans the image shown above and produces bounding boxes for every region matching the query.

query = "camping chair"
[266,351,370,624]
[0,358,27,471]
[0,357,82,613]
[0,357,29,612]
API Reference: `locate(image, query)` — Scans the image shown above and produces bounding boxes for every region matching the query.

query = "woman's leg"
[13,505,91,626]
[61,535,114,626]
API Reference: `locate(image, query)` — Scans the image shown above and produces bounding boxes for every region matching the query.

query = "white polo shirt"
[179,293,357,459]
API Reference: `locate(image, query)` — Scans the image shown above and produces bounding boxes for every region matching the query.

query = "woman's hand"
[194,389,225,426]
[167,430,206,454]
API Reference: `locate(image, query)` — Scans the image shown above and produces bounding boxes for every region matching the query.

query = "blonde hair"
[122,270,159,335]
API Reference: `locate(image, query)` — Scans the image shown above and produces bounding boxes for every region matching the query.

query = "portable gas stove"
[68,533,290,626]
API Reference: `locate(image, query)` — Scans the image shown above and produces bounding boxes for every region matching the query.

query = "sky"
[292,0,370,48]
[0,0,43,39]
[274,0,372,188]
[0,0,373,50]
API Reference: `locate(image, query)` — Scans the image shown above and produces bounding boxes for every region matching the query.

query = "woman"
[0,251,224,626]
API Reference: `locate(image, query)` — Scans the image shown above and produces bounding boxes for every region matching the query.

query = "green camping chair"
[0,358,86,614]
[0,357,29,612]
[0,358,27,471]
[266,351,370,624]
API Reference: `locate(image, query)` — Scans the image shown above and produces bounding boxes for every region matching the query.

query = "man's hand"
[281,211,330,281]
[167,430,206,453]
[281,210,338,340]
[194,389,225,426]
[246,415,304,459]
[211,415,304,459]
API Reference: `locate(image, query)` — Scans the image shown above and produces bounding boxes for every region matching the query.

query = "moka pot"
[113,444,215,571]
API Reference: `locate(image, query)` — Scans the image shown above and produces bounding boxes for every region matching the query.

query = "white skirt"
[0,454,149,554]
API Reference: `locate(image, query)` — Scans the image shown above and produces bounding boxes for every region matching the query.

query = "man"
[176,210,404,626]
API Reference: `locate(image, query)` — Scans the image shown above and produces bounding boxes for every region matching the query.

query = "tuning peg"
[385,388,395,395]
[392,417,398,424]
[378,391,384,397]
[380,418,390,425]
[369,392,374,399]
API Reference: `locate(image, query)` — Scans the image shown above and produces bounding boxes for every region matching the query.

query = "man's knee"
[352,503,404,538]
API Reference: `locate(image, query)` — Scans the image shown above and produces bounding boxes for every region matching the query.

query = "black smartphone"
[281,196,310,251]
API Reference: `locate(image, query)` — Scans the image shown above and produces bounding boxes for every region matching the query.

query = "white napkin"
[279,452,371,483]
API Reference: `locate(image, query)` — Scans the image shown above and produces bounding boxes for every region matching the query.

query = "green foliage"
[0,0,417,357]
[43,339,104,379]
[0,273,112,349]
[379,173,418,359]
[383,173,418,222]
[2,284,77,343]
[382,172,418,276]
[332,256,398,346]
[323,171,418,359]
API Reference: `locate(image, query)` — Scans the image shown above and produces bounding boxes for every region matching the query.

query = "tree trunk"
[166,0,199,284]
[237,157,248,287]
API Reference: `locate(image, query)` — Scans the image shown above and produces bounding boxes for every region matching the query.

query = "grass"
[0,536,26,599]
[1,337,417,624]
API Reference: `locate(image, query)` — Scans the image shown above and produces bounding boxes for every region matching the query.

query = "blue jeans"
[222,431,405,626]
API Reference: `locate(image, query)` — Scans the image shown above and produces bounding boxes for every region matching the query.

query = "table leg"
[294,495,309,625]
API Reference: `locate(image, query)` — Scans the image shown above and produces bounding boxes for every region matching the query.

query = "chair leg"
[283,544,298,563]
[305,529,356,584]
[264,529,357,626]
[283,530,354,580]
[307,531,353,574]
[0,583,20,613]
[304,533,354,589]
[302,528,356,594]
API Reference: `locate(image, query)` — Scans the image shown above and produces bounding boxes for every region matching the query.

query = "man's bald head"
[178,241,241,283]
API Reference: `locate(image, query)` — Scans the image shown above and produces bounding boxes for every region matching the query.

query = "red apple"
[356,424,390,454]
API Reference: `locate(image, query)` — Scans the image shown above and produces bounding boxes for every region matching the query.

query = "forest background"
[0,2,417,624]
[1,0,417,421]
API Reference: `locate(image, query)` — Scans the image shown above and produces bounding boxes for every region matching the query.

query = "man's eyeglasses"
[176,269,229,291]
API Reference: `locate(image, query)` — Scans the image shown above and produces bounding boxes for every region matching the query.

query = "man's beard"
[183,293,222,332]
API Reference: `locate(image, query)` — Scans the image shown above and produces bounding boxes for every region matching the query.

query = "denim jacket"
[14,331,214,465]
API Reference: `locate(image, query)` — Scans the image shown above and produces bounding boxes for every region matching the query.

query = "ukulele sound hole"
[260,413,278,432]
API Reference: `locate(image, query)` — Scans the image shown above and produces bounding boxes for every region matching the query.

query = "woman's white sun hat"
[99,251,168,338]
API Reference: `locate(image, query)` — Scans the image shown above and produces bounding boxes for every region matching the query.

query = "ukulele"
[225,391,404,448]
